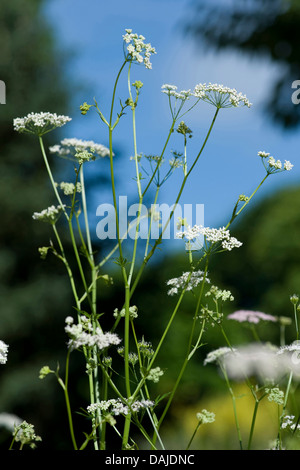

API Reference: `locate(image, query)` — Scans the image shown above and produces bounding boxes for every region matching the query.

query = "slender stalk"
[247,398,260,450]
[227,173,270,228]
[100,367,108,450]
[130,109,219,300]
[142,119,176,197]
[186,421,201,450]
[128,62,142,199]
[39,136,68,220]
[222,365,243,450]
[277,370,294,449]
[49,176,98,445]
[79,165,103,448]
[58,350,78,450]
[155,263,209,434]
[124,285,131,397]
[106,58,135,449]
[39,136,93,309]
[293,303,299,341]
[127,195,144,287]
[52,224,80,308]
[144,186,160,260]
[122,413,132,449]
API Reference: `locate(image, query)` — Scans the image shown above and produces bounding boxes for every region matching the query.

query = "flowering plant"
[5,29,297,451]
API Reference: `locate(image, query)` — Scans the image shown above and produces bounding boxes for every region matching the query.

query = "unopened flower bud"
[290,294,299,305]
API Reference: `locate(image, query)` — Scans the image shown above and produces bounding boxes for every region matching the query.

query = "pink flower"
[227,310,277,324]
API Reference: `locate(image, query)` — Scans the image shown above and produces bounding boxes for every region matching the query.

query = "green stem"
[59,350,78,450]
[293,304,299,341]
[227,173,270,228]
[39,136,68,220]
[130,109,219,300]
[144,186,160,260]
[122,414,132,449]
[39,136,93,310]
[142,119,176,197]
[128,62,142,199]
[52,224,80,308]
[222,365,243,450]
[277,370,293,449]
[186,422,201,450]
[106,58,134,448]
[100,367,108,450]
[124,285,131,397]
[80,165,102,449]
[127,196,143,287]
[247,398,260,450]
[52,218,98,449]
[155,264,208,433]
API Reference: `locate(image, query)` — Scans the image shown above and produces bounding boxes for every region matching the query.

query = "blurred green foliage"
[0,0,77,449]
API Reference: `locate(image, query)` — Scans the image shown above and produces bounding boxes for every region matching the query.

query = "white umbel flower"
[49,138,111,163]
[65,317,121,351]
[258,150,293,174]
[0,340,9,364]
[204,347,234,366]
[123,29,156,69]
[32,205,65,224]
[166,270,210,296]
[193,83,252,108]
[177,224,242,251]
[87,398,154,416]
[161,84,193,101]
[13,112,71,136]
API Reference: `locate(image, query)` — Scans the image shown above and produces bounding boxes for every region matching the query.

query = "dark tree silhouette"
[185,0,300,128]
[0,0,76,449]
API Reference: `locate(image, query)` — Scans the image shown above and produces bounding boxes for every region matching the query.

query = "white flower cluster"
[277,342,300,356]
[281,415,300,432]
[205,285,234,303]
[214,342,300,382]
[193,83,252,108]
[265,387,284,405]
[161,84,192,101]
[123,29,156,69]
[87,398,154,416]
[57,181,82,196]
[177,225,242,251]
[113,305,138,319]
[32,204,65,224]
[13,421,42,448]
[146,366,164,383]
[204,347,234,366]
[176,224,203,241]
[196,409,215,424]
[65,316,121,351]
[258,151,293,173]
[13,112,71,135]
[166,269,210,296]
[49,138,111,163]
[0,340,9,364]
[161,83,251,109]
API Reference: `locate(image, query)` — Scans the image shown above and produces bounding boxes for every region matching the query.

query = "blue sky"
[43,0,300,249]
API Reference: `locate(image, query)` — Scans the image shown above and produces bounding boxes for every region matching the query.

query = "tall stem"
[130,109,219,300]
[79,165,103,448]
[222,365,243,450]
